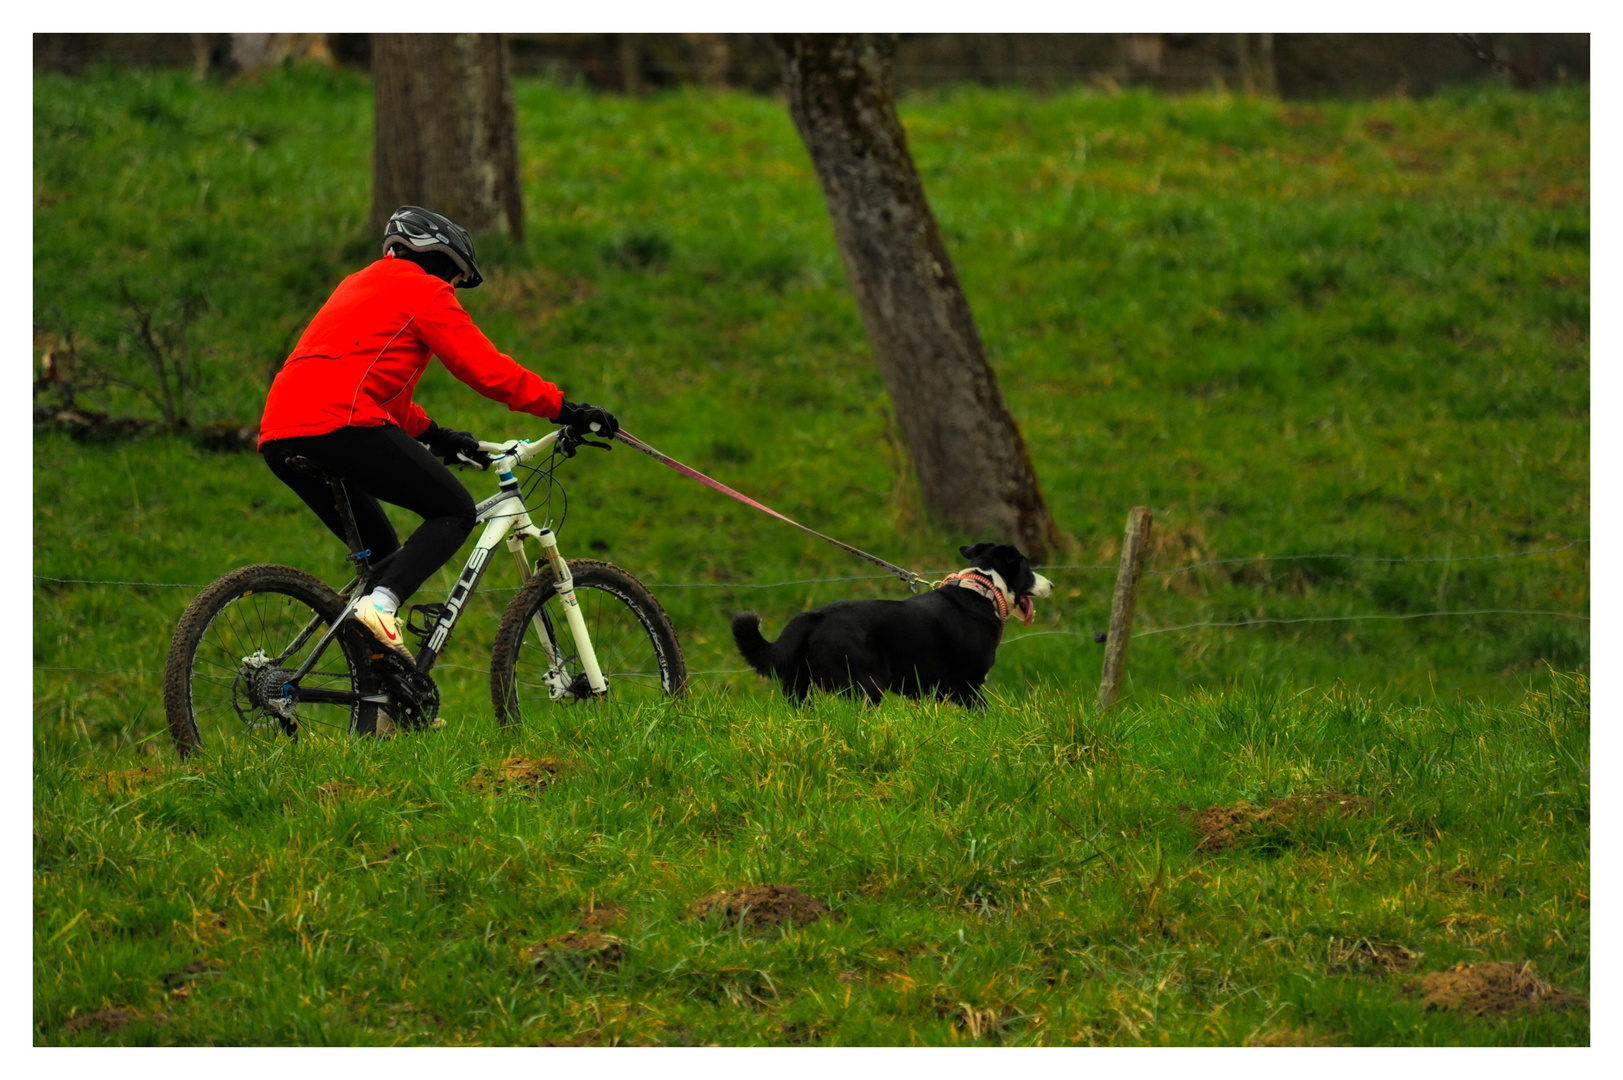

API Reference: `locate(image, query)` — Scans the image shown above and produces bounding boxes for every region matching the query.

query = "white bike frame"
[419,429,608,698]
[292,427,608,703]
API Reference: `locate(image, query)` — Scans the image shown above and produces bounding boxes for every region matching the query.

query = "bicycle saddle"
[281,455,337,480]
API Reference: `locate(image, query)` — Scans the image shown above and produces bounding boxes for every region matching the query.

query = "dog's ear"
[989,545,1036,592]
[960,542,995,560]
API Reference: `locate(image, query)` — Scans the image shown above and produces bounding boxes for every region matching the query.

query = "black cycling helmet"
[382,206,483,289]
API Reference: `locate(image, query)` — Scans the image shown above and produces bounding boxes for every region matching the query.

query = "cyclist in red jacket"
[259,206,617,656]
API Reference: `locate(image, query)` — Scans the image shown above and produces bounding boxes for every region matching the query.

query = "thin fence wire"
[35,577,207,589]
[32,539,1589,682]
[32,538,1588,594]
[1130,608,1590,639]
[1139,539,1590,577]
[38,607,1588,683]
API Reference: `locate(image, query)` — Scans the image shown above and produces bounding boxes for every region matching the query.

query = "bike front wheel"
[490,559,685,724]
[164,564,380,757]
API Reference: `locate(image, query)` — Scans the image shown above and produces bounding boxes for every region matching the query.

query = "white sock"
[369,587,401,615]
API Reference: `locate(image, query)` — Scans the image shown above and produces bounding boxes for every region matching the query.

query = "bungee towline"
[613,429,927,590]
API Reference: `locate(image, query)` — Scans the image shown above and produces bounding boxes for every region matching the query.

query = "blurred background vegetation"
[35,31,1589,98]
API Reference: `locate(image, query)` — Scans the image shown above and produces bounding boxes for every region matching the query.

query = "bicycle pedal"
[406,603,448,641]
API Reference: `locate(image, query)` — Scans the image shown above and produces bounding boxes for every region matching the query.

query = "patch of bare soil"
[1328,936,1416,975]
[575,901,627,929]
[468,755,568,794]
[161,958,226,1000]
[527,931,625,969]
[687,884,832,930]
[1192,793,1371,853]
[1414,961,1586,1017]
[64,1006,141,1036]
[1441,868,1495,894]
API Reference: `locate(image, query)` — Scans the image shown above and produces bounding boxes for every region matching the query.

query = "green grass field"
[33,66,1588,1044]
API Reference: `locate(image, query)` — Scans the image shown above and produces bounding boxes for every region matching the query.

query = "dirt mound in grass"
[687,884,831,930]
[575,901,627,929]
[1192,792,1371,852]
[64,1006,141,1035]
[527,931,624,969]
[161,957,226,999]
[1415,961,1585,1017]
[468,756,567,794]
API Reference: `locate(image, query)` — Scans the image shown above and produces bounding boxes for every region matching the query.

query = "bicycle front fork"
[509,528,608,700]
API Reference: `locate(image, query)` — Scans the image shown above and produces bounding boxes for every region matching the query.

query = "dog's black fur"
[732,542,1052,705]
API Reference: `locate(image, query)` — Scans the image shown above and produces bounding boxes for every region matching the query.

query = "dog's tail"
[731,612,779,677]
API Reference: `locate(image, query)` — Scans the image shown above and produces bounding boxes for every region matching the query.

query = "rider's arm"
[400,400,431,438]
[412,281,564,421]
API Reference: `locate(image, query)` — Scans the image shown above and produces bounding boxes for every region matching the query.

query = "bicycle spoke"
[181,584,360,750]
[500,571,679,721]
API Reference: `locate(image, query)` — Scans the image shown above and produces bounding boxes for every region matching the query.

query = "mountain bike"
[162,425,686,757]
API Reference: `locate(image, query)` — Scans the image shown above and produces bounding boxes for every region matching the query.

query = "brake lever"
[556,429,612,457]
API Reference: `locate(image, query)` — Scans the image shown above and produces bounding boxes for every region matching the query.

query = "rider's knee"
[451,494,476,536]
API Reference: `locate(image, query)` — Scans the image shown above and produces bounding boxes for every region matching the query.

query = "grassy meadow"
[33,65,1588,1044]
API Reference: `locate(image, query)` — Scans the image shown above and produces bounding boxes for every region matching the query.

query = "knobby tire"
[163,564,379,757]
[490,560,685,724]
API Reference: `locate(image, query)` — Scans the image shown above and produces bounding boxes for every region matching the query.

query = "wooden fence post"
[1098,506,1153,709]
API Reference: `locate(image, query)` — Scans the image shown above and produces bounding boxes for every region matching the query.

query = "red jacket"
[258,255,563,447]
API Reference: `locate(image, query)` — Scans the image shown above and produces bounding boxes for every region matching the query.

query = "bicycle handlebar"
[476,427,564,470]
[478,418,622,472]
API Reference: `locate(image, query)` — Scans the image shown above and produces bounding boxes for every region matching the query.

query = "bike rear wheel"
[490,560,685,724]
[164,564,380,757]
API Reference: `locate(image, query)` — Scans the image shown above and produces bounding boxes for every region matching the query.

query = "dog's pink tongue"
[1018,595,1035,627]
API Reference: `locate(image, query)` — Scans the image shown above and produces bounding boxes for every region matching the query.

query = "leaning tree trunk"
[771,34,1062,560]
[371,33,523,240]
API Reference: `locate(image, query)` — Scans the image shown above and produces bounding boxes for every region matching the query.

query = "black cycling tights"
[262,425,476,603]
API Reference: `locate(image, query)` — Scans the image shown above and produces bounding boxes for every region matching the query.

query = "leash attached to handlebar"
[612,429,929,592]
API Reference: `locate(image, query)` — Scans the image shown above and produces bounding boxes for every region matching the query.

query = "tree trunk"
[371,33,523,240]
[1235,33,1256,95]
[1256,33,1279,96]
[618,33,643,95]
[770,33,1062,560]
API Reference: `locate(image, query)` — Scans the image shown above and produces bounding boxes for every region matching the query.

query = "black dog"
[732,542,1054,705]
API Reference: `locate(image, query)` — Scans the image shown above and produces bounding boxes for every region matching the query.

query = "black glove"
[555,399,619,440]
[419,421,488,470]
